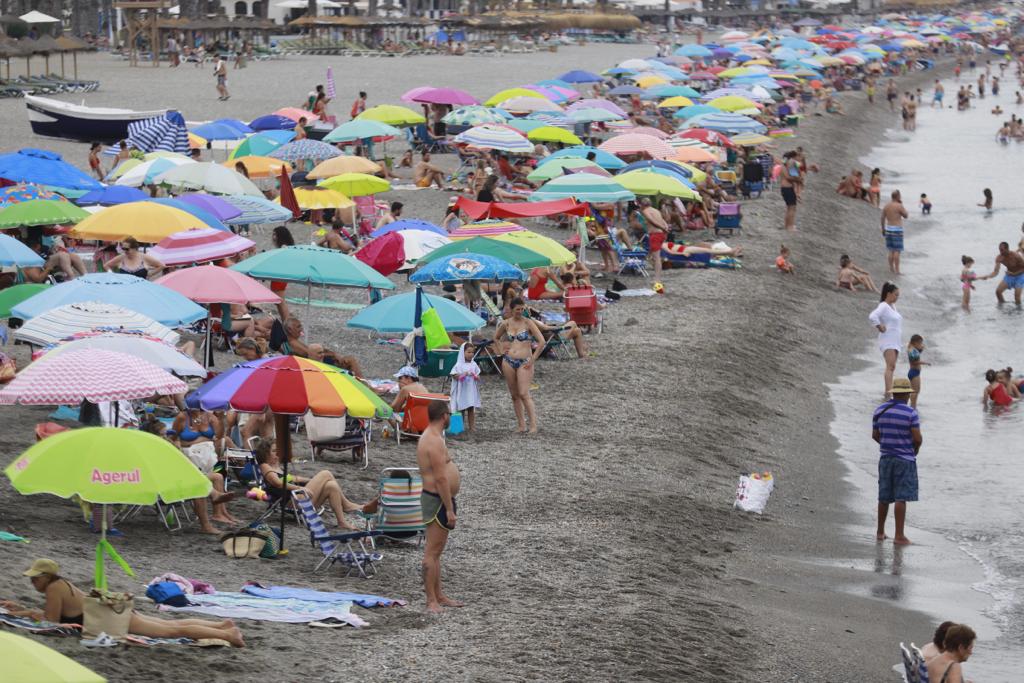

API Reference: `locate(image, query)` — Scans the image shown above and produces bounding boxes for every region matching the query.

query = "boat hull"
[25,96,167,143]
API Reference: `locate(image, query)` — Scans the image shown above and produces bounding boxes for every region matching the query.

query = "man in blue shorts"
[980,241,1024,305]
[881,190,909,275]
[872,378,922,545]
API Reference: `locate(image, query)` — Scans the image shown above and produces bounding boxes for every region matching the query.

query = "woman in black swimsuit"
[3,558,246,646]
[925,623,975,683]
[104,237,164,279]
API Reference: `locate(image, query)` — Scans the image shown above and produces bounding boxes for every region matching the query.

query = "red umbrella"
[355,232,405,276]
[675,128,737,149]
[278,167,300,219]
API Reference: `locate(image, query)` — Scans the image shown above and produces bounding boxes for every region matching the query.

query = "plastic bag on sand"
[734,472,774,514]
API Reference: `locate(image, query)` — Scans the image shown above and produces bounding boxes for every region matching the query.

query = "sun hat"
[890,378,915,395]
[23,558,59,577]
[393,366,419,380]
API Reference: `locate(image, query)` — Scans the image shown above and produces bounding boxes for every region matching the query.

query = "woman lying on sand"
[1,559,245,646]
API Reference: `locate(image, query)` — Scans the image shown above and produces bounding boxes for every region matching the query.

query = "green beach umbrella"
[231,245,395,289]
[615,170,700,200]
[322,119,402,144]
[0,199,89,227]
[356,104,425,127]
[505,119,547,134]
[317,173,390,197]
[0,283,49,317]
[5,428,212,589]
[527,126,583,146]
[418,236,551,269]
[228,133,288,160]
[525,158,609,182]
[442,106,508,127]
[529,174,635,203]
[0,631,106,683]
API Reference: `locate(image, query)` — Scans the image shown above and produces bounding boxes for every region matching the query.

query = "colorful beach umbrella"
[598,134,675,159]
[323,119,402,144]
[41,332,205,377]
[156,265,281,305]
[149,227,254,266]
[499,97,563,114]
[355,230,451,276]
[0,183,64,206]
[530,175,635,203]
[0,199,88,227]
[370,219,447,238]
[317,173,390,197]
[13,301,180,347]
[410,87,478,106]
[347,290,484,334]
[410,252,524,284]
[448,220,525,239]
[226,155,293,179]
[218,195,294,225]
[686,112,767,134]
[527,126,582,146]
[557,69,604,84]
[308,155,381,179]
[285,187,353,210]
[357,104,426,127]
[249,114,297,131]
[0,233,43,267]
[112,157,194,187]
[192,122,248,141]
[453,125,533,154]
[174,193,243,221]
[0,148,101,192]
[228,131,294,159]
[75,186,148,206]
[145,198,230,232]
[417,236,550,269]
[490,231,576,266]
[0,283,49,318]
[541,146,626,170]
[614,170,700,200]
[0,630,106,683]
[730,132,772,147]
[442,106,508,127]
[232,245,394,290]
[70,201,210,242]
[484,87,548,107]
[268,139,342,163]
[273,107,318,123]
[526,158,610,182]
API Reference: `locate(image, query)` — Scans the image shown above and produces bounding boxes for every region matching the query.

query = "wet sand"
[0,47,944,681]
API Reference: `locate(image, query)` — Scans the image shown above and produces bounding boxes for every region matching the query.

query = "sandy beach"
[0,46,954,681]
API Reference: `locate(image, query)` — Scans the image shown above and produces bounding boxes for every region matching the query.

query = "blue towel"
[48,405,81,422]
[240,584,403,609]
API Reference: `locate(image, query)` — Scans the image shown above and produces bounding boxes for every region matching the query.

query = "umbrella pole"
[274,413,292,554]
[204,310,214,369]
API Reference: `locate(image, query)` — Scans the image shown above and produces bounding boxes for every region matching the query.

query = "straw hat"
[890,378,915,395]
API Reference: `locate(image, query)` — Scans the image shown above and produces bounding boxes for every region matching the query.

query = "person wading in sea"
[872,378,922,546]
[979,241,1024,305]
[881,190,909,275]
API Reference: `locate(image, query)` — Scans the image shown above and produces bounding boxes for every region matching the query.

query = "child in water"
[775,245,795,274]
[960,255,978,310]
[919,193,932,215]
[906,334,929,408]
[978,188,993,212]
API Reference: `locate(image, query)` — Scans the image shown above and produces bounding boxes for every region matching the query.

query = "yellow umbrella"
[730,132,771,147]
[491,230,576,267]
[70,202,209,242]
[635,75,668,89]
[657,96,694,108]
[718,66,755,79]
[188,132,206,149]
[745,58,772,66]
[484,87,548,107]
[812,56,844,67]
[282,187,354,210]
[670,146,717,163]
[708,95,760,112]
[224,156,293,178]
[615,170,700,200]
[307,155,382,179]
[666,161,707,184]
[106,158,141,180]
[356,104,426,127]
[318,173,390,197]
[0,631,106,683]
[526,126,582,146]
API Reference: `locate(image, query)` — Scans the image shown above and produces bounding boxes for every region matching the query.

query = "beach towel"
[0,608,81,636]
[240,583,406,609]
[125,634,229,647]
[0,531,27,542]
[158,592,369,627]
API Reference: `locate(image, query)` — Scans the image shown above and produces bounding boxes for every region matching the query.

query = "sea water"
[828,68,1023,680]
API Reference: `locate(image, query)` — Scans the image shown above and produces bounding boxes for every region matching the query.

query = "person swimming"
[983,369,1014,408]
[978,188,993,212]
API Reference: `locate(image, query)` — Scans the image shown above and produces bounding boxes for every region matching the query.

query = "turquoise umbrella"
[529,174,635,203]
[539,146,626,170]
[323,119,402,143]
[441,106,509,127]
[229,132,294,159]
[231,245,395,289]
[674,104,721,120]
[505,119,547,134]
[643,84,701,99]
[347,290,484,333]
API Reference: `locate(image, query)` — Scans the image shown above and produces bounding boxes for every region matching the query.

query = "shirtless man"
[417,400,462,613]
[414,152,446,189]
[881,190,909,275]
[980,241,1024,304]
[638,198,668,280]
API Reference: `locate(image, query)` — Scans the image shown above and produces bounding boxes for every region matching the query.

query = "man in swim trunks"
[980,241,1024,305]
[881,190,909,275]
[417,400,462,613]
[639,198,668,280]
[414,152,446,189]
[779,151,801,232]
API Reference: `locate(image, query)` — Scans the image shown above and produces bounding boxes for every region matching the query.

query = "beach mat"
[0,609,81,636]
[125,634,229,648]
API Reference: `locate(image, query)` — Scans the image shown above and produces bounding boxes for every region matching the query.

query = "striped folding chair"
[361,468,424,548]
[292,489,382,578]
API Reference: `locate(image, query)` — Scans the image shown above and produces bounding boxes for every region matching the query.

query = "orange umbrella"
[670,147,717,163]
[225,156,293,179]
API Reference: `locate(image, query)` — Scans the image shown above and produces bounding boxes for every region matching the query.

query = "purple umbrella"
[175,193,244,221]
[370,219,447,238]
[249,115,297,132]
[411,87,478,106]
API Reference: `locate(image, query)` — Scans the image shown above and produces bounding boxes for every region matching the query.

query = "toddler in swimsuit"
[960,255,977,310]
[906,334,928,408]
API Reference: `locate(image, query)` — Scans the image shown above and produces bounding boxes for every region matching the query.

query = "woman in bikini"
[2,559,245,646]
[495,297,545,434]
[104,237,163,279]
[925,624,975,683]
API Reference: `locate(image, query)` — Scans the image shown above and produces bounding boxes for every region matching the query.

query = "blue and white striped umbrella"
[453,125,533,154]
[126,111,189,154]
[268,139,342,163]
[530,174,635,203]
[526,112,573,128]
[217,195,294,225]
[686,112,766,134]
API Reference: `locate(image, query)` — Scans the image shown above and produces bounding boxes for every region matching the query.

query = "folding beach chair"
[615,233,650,278]
[292,489,382,577]
[360,468,425,548]
[396,393,450,444]
[564,285,601,332]
[740,161,765,198]
[412,123,450,154]
[223,436,260,490]
[714,203,742,237]
[540,327,574,360]
[416,349,460,392]
[470,338,502,375]
[899,643,918,683]
[714,169,738,194]
[303,412,369,468]
[354,196,383,236]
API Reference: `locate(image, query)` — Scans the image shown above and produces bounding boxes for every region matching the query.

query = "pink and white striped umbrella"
[597,133,676,159]
[149,227,255,266]
[155,265,281,305]
[615,126,670,140]
[0,349,187,405]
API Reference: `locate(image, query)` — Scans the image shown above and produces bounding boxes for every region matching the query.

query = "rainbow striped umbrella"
[187,355,391,418]
[449,220,526,239]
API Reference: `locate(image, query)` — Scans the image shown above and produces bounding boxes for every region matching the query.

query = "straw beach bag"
[219,528,270,559]
[83,589,134,640]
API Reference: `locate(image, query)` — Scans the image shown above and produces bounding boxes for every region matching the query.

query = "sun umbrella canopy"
[0,349,186,405]
[112,157,195,186]
[708,95,761,112]
[218,195,294,225]
[70,201,210,242]
[418,236,550,269]
[0,233,43,267]
[317,173,389,197]
[674,104,720,120]
[41,332,205,377]
[658,96,695,108]
[75,186,148,207]
[541,146,626,170]
[490,231,575,266]
[0,149,102,192]
[448,220,525,238]
[156,265,281,305]
[454,125,532,154]
[174,193,243,221]
[12,273,206,326]
[644,84,701,99]
[13,301,180,347]
[232,245,394,289]
[598,134,675,159]
[284,187,353,210]
[0,630,106,683]
[6,427,210,504]
[0,283,49,318]
[157,162,263,196]
[186,355,392,418]
[670,146,717,163]
[484,87,548,107]
[356,229,451,275]
[308,155,381,179]
[274,107,318,123]
[505,119,548,135]
[442,106,508,127]
[686,112,767,134]
[249,114,297,131]
[0,183,64,206]
[227,155,293,178]
[499,97,563,114]
[530,174,635,203]
[357,104,426,127]
[410,252,524,284]
[370,219,446,238]
[557,69,604,83]
[0,199,89,227]
[228,131,294,159]
[730,132,772,146]
[192,122,248,141]
[149,227,254,266]
[410,87,478,106]
[527,126,582,145]
[614,169,700,200]
[566,98,627,118]
[675,44,712,57]
[323,119,402,144]
[268,139,342,163]
[526,158,610,182]
[145,198,230,232]
[348,291,484,334]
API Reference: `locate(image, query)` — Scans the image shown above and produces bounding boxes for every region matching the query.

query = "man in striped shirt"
[872,377,922,545]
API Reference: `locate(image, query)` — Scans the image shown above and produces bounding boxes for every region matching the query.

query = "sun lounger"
[293,489,382,578]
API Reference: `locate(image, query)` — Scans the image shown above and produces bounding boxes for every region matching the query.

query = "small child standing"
[906,334,929,409]
[919,193,932,214]
[960,255,978,310]
[775,245,795,274]
[978,188,993,212]
[449,343,481,433]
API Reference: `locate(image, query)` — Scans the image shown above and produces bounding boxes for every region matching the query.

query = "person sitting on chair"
[283,317,363,377]
[390,366,428,414]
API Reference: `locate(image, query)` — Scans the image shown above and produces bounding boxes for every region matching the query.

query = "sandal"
[82,632,118,648]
